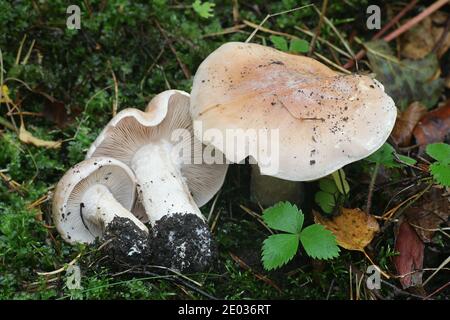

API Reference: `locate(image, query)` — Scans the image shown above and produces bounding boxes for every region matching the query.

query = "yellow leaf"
[0,85,11,103]
[19,124,61,149]
[313,208,379,252]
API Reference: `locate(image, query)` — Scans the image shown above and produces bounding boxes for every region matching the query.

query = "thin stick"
[363,250,390,279]
[308,0,328,56]
[245,4,314,43]
[344,0,419,68]
[365,162,380,215]
[345,0,449,69]
[109,62,119,117]
[423,256,450,286]
[384,0,449,42]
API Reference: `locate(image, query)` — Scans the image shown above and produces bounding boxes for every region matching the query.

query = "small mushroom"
[86,90,228,272]
[52,157,151,264]
[190,42,397,182]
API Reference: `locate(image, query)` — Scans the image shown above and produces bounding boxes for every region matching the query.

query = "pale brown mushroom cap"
[86,90,228,207]
[190,42,397,181]
[52,157,137,244]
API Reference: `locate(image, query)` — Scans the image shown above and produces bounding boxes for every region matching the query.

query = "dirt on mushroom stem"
[151,213,217,273]
[101,216,153,266]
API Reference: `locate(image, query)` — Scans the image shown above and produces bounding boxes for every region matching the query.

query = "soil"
[103,217,152,265]
[151,213,217,273]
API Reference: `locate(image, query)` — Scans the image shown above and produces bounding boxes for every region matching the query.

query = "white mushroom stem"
[81,184,148,232]
[131,142,204,226]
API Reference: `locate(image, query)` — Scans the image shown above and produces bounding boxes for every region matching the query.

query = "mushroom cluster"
[53,90,228,272]
[53,41,397,274]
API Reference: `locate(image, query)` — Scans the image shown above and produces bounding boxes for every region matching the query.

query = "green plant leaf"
[300,224,340,260]
[262,234,299,270]
[192,0,215,19]
[262,201,304,234]
[397,154,417,165]
[426,143,450,164]
[270,35,289,52]
[289,38,309,53]
[365,40,444,110]
[314,191,336,214]
[331,169,350,195]
[365,143,402,168]
[430,162,450,187]
[319,178,338,194]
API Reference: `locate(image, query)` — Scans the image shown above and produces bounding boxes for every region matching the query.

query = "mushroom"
[86,90,228,272]
[52,157,151,264]
[190,42,397,188]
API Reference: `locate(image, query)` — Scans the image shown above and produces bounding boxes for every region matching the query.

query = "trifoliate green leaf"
[314,191,336,214]
[262,201,304,234]
[331,169,350,195]
[430,162,450,187]
[300,224,340,260]
[426,143,450,165]
[290,38,309,53]
[262,234,299,270]
[192,0,215,19]
[270,35,289,52]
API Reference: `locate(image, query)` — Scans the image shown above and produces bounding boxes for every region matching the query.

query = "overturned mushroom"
[86,90,228,272]
[190,42,397,183]
[52,157,151,264]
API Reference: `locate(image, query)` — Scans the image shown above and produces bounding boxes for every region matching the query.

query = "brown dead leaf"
[405,187,450,242]
[391,102,427,147]
[394,220,424,289]
[19,124,61,149]
[401,11,450,60]
[313,208,379,251]
[413,101,450,149]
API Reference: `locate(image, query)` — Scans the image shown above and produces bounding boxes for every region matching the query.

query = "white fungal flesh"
[81,184,148,232]
[131,142,204,225]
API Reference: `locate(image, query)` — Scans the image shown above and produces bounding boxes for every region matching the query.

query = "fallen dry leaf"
[406,187,450,243]
[391,102,427,147]
[313,208,379,251]
[393,220,424,289]
[413,101,450,149]
[401,11,450,60]
[19,124,61,149]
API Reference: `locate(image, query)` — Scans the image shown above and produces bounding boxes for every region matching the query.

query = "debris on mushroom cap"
[190,42,398,181]
[52,157,138,244]
[86,90,228,207]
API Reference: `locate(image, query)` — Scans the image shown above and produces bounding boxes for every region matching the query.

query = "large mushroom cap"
[52,157,137,244]
[190,42,397,181]
[86,90,228,207]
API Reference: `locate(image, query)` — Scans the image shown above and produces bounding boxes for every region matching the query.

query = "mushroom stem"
[250,164,304,207]
[81,184,148,232]
[131,142,203,225]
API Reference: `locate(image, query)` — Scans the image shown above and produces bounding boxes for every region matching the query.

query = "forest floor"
[0,1,449,299]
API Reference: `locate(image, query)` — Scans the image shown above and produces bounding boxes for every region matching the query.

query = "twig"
[202,24,246,38]
[245,4,314,43]
[108,61,119,117]
[308,0,328,56]
[424,281,450,299]
[295,26,353,59]
[365,162,380,215]
[344,0,419,69]
[423,256,450,287]
[155,20,191,79]
[345,0,449,69]
[313,52,351,74]
[384,0,449,42]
